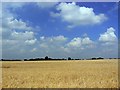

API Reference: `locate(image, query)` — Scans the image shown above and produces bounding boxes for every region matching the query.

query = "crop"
[2,59,118,88]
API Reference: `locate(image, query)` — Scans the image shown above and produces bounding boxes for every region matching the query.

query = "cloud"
[11,31,35,40]
[25,39,37,45]
[2,3,39,44]
[51,2,107,28]
[2,30,37,59]
[99,27,117,45]
[3,30,37,46]
[39,36,94,55]
[38,35,97,59]
[2,16,36,44]
[40,35,67,45]
[51,35,67,42]
[67,37,82,48]
[67,37,94,49]
[3,17,33,31]
[82,37,94,45]
[10,31,37,45]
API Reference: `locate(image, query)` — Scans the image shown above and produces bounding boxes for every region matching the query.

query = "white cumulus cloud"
[11,31,34,40]
[67,37,94,49]
[67,37,82,48]
[51,2,107,28]
[3,17,32,31]
[25,39,37,45]
[40,35,67,43]
[99,27,117,45]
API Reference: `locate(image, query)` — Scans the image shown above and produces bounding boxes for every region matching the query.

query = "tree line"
[1,56,118,61]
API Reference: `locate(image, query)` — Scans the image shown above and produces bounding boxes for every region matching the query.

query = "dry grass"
[2,59,118,88]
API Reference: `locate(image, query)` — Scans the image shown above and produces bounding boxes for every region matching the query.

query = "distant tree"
[97,57,104,59]
[68,57,71,60]
[45,56,49,60]
[91,58,96,60]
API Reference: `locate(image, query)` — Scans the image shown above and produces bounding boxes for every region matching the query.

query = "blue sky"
[2,2,118,59]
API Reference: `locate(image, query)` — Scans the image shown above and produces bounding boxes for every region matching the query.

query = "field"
[2,59,118,88]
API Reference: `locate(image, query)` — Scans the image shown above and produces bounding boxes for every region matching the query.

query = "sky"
[1,2,119,59]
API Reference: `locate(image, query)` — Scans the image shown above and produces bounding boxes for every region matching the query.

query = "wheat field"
[2,59,118,88]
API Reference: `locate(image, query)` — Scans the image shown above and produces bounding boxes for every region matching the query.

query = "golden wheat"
[2,59,118,88]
